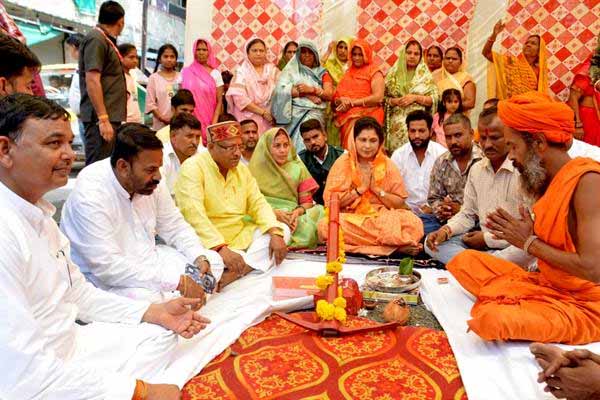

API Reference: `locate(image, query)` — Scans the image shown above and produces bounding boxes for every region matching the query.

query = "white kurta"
[161,141,183,196]
[60,159,223,302]
[161,141,208,196]
[391,140,448,212]
[0,181,177,399]
[568,138,600,161]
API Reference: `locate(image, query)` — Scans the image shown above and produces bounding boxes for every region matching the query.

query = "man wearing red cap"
[447,92,600,345]
[175,121,289,288]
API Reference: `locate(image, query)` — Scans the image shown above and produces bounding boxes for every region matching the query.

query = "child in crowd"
[432,88,463,148]
[145,43,181,130]
[118,43,142,124]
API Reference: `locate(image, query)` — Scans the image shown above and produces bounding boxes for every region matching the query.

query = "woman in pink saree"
[226,38,279,135]
[181,38,224,145]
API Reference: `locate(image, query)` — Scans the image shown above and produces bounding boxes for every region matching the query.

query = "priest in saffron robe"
[447,92,600,345]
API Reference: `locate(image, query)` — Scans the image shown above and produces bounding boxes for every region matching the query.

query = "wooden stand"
[275,193,399,336]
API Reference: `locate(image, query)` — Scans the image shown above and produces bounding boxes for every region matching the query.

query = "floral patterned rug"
[183,313,467,400]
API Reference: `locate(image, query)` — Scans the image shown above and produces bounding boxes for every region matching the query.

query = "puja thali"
[364,267,421,293]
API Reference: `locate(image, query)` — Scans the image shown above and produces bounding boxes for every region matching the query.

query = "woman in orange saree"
[332,40,384,151]
[317,117,424,256]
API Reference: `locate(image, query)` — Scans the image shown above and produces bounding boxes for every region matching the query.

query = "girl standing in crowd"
[384,40,438,153]
[425,45,443,73]
[181,38,224,145]
[432,88,463,148]
[145,44,181,130]
[271,40,333,151]
[322,37,353,146]
[118,43,142,124]
[226,38,279,134]
[277,41,298,71]
[332,39,384,150]
[433,47,476,112]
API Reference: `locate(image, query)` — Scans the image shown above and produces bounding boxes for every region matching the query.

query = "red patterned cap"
[206,121,242,143]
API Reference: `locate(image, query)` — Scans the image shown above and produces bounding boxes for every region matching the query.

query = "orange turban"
[497,91,574,144]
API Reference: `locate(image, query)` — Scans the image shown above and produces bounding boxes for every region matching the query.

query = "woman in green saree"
[384,40,438,153]
[322,37,353,147]
[249,127,325,249]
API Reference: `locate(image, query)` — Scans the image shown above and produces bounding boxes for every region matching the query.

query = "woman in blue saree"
[271,40,333,151]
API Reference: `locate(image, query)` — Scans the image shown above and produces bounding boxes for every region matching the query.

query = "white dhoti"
[74,321,178,385]
[105,246,225,303]
[231,225,292,272]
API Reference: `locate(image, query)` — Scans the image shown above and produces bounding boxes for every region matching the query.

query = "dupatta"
[181,38,218,143]
[271,40,328,125]
[323,36,353,85]
[249,128,318,205]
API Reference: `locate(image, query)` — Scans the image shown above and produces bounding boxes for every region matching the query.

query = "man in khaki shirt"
[425,107,533,268]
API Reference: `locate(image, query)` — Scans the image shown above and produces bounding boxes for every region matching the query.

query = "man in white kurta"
[0,93,209,399]
[161,112,206,195]
[391,110,447,235]
[61,124,224,302]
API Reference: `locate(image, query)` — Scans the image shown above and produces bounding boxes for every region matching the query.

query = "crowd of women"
[143,24,599,154]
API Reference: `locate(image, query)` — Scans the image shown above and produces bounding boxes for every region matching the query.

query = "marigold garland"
[315,274,333,290]
[314,212,347,323]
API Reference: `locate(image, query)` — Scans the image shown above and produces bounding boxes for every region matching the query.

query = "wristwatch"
[379,190,386,198]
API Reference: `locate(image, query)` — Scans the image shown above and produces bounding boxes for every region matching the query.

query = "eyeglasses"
[215,142,242,152]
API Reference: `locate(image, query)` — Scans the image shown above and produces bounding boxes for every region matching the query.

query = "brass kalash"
[274,193,400,337]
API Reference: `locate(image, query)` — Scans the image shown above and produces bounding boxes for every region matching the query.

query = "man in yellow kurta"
[175,121,289,288]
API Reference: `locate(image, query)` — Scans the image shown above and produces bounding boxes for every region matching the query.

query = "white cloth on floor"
[61,159,223,302]
[419,268,600,400]
[0,180,178,400]
[157,259,378,386]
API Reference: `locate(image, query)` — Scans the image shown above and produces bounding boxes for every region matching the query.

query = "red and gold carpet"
[183,314,467,400]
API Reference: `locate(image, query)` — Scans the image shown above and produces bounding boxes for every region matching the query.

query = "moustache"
[146,180,160,187]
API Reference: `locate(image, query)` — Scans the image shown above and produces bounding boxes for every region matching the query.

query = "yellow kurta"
[156,125,170,144]
[174,151,281,250]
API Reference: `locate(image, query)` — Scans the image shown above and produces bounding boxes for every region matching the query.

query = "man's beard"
[409,138,429,150]
[519,149,550,199]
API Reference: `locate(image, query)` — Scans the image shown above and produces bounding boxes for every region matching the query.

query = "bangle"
[441,226,452,240]
[523,235,538,254]
[132,380,148,400]
[97,114,109,121]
